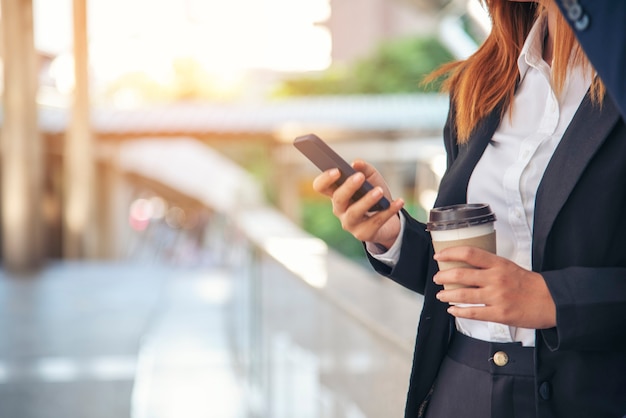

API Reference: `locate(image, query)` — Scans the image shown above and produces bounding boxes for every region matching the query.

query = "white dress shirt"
[369,13,592,347]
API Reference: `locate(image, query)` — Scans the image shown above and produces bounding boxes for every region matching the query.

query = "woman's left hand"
[433,246,557,329]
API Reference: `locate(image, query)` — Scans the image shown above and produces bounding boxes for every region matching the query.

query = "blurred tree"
[350,35,455,93]
[273,35,455,96]
[300,198,369,261]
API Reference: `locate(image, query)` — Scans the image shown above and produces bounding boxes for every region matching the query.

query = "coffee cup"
[426,203,496,294]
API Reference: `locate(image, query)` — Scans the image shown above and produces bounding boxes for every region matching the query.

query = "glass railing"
[120,138,423,418]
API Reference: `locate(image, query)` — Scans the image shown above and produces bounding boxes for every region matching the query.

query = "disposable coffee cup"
[426,204,496,296]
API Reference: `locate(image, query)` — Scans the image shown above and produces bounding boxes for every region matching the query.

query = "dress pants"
[424,331,536,418]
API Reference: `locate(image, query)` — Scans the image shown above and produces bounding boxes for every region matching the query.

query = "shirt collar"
[517,12,548,81]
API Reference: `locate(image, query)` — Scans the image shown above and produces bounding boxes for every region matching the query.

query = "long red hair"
[426,0,604,143]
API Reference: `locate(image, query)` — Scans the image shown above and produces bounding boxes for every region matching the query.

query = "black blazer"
[556,0,626,118]
[368,93,626,417]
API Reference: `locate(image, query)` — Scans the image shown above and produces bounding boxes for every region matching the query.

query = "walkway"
[0,257,418,418]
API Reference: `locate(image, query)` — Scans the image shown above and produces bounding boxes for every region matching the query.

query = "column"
[1,0,43,272]
[63,0,96,258]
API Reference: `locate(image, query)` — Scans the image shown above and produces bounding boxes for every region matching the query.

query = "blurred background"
[0,0,490,416]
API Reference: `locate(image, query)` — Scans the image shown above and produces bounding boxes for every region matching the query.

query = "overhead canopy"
[32,94,449,141]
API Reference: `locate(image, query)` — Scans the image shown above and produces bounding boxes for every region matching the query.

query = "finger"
[347,199,404,242]
[312,168,341,196]
[434,246,498,269]
[435,286,484,306]
[447,304,518,326]
[332,171,369,212]
[351,159,378,178]
[352,160,390,193]
[343,185,385,216]
[433,266,489,288]
[446,304,494,321]
[341,185,401,228]
[345,196,404,233]
[447,294,556,329]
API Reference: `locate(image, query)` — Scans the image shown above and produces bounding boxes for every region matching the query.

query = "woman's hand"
[433,246,557,329]
[312,159,405,249]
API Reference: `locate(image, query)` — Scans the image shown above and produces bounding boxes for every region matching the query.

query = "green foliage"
[274,36,455,96]
[299,194,431,261]
[273,67,354,96]
[350,36,454,93]
[300,198,367,261]
[300,197,431,262]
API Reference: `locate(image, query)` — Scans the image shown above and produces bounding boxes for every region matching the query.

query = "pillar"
[1,0,43,272]
[63,0,96,258]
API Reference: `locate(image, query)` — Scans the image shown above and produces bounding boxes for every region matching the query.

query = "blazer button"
[566,3,583,20]
[493,351,509,367]
[574,14,590,31]
[539,381,552,400]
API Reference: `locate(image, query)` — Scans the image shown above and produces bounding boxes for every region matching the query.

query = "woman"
[312,1,626,417]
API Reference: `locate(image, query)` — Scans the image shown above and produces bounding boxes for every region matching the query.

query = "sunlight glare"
[37,0,333,101]
[265,237,328,288]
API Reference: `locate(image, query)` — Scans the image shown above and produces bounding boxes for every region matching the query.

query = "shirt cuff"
[365,212,406,267]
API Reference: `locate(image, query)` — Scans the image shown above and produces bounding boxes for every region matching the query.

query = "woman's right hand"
[312,159,405,250]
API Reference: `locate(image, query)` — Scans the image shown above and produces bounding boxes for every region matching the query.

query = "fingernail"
[352,172,364,183]
[372,187,382,197]
[329,168,339,176]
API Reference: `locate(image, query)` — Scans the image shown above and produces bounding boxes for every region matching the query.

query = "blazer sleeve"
[540,267,626,351]
[556,0,626,118]
[365,209,434,295]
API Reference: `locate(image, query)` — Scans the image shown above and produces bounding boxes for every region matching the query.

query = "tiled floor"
[0,262,164,418]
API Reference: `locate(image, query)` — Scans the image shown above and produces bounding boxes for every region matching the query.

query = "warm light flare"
[38,0,332,102]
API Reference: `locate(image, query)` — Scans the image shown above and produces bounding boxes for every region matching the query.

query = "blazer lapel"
[435,107,503,207]
[532,94,621,270]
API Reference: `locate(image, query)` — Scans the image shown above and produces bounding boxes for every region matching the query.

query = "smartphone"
[293,133,390,211]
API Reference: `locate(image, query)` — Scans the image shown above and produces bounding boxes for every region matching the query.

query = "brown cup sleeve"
[432,231,496,271]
